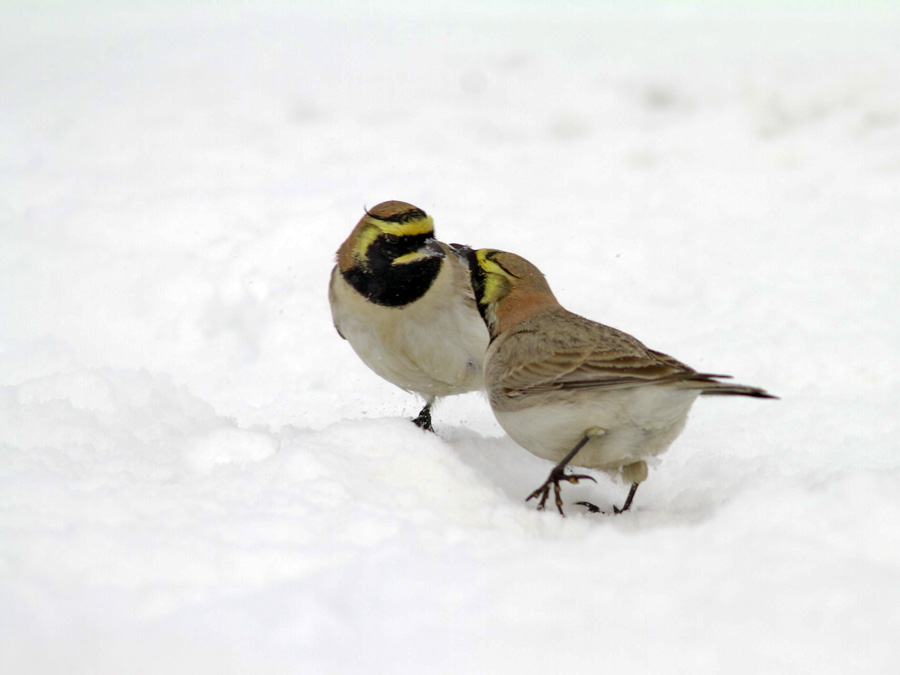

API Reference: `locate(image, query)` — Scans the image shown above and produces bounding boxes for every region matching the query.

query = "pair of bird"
[329,201,775,515]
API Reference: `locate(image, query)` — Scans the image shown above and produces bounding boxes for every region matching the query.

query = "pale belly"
[338,308,485,397]
[493,386,701,475]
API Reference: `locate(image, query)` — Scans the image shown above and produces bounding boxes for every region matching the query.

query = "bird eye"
[384,234,400,244]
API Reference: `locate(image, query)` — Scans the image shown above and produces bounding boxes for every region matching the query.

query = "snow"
[2,1,899,672]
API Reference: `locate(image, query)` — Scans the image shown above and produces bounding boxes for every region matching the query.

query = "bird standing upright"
[463,247,776,515]
[329,201,488,431]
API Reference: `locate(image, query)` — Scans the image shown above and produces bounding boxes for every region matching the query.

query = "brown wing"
[492,308,729,396]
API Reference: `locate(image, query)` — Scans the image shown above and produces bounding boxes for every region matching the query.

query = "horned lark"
[329,201,488,431]
[463,248,776,515]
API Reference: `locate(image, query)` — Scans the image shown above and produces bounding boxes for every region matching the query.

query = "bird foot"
[412,405,434,433]
[526,467,596,516]
[575,501,631,515]
[576,482,639,515]
[576,501,606,514]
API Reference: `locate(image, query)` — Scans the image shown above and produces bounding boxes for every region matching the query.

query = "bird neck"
[490,289,561,338]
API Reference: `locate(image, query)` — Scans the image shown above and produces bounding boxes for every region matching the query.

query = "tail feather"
[700,382,778,399]
[679,372,777,399]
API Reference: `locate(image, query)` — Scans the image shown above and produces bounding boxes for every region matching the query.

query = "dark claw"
[577,482,640,515]
[526,485,550,509]
[573,501,621,516]
[412,404,434,433]
[576,501,603,514]
[526,468,597,516]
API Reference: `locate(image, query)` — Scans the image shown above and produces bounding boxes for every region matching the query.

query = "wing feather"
[492,308,722,396]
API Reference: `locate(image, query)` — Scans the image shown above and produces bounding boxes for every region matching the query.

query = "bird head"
[462,248,560,338]
[337,201,440,272]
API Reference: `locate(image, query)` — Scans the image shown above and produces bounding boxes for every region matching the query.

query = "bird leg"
[576,481,641,515]
[615,482,639,514]
[412,402,435,433]
[526,429,603,516]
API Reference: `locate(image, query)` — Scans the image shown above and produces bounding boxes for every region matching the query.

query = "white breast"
[329,259,488,400]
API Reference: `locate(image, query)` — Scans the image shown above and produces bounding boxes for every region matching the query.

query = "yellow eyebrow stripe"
[353,214,435,261]
[374,215,434,238]
[392,250,432,265]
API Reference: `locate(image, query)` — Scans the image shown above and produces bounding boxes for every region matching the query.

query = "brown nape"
[494,288,561,335]
[366,200,427,223]
[490,252,561,334]
[493,251,556,297]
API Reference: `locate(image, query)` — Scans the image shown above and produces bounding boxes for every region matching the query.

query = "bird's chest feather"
[330,264,486,394]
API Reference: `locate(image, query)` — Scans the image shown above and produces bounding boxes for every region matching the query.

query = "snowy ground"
[2,1,899,673]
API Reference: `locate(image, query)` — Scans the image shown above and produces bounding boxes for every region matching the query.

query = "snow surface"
[2,1,899,673]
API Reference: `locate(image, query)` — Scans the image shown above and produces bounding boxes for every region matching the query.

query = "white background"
[2,1,898,672]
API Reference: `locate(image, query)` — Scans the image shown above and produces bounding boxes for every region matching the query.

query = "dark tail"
[699,380,778,399]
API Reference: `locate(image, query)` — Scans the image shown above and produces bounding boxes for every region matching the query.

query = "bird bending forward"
[462,247,776,515]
